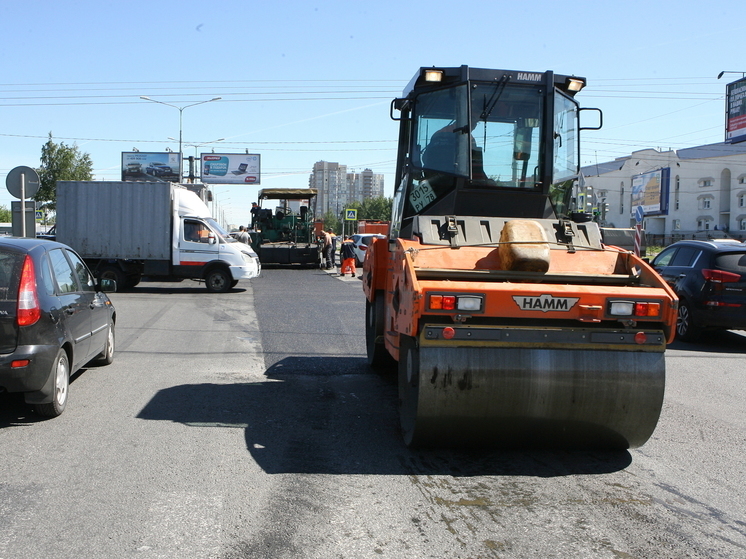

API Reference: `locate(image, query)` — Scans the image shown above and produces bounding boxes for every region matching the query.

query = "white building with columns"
[580,142,746,243]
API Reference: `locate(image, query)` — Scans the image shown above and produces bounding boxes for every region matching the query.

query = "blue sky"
[1,0,743,225]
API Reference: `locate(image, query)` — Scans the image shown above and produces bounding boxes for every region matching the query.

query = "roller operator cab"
[363,66,678,449]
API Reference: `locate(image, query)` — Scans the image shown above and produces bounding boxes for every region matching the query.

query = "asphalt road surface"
[1,268,745,558]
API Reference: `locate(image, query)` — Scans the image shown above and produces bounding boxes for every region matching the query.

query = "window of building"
[741,219,746,231]
[698,195,714,210]
[675,176,680,210]
[620,183,624,214]
[739,175,746,185]
[699,178,714,187]
[697,218,712,230]
[673,219,680,230]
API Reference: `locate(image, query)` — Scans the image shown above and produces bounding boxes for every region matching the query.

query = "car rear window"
[714,252,746,273]
[0,249,24,302]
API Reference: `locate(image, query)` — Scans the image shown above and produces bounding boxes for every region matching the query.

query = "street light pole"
[184,139,224,184]
[139,96,222,156]
[185,138,225,158]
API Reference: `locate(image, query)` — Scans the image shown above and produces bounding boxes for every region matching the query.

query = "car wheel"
[676,301,701,342]
[35,349,70,418]
[95,323,115,365]
[205,268,231,293]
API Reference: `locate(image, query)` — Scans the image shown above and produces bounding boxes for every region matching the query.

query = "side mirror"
[99,278,116,292]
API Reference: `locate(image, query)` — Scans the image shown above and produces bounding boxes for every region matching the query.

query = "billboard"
[201,153,260,185]
[631,167,669,217]
[121,152,181,182]
[725,77,746,144]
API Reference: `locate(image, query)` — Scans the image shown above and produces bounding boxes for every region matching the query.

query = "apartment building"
[309,161,385,215]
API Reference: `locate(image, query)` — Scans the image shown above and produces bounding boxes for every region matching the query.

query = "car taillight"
[702,269,741,283]
[360,244,368,251]
[705,301,742,308]
[17,255,41,327]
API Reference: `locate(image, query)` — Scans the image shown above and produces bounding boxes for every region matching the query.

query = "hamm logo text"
[513,294,579,312]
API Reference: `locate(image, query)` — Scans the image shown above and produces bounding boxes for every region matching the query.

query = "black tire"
[205,268,231,293]
[35,349,70,418]
[676,300,701,342]
[99,265,126,292]
[366,296,395,371]
[95,323,115,365]
[398,335,420,447]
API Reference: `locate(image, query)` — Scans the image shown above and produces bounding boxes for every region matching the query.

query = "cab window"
[184,220,211,243]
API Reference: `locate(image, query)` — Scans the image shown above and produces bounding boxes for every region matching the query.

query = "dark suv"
[0,238,116,417]
[145,162,173,176]
[651,239,746,341]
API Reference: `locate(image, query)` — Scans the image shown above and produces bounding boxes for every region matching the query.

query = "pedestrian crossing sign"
[345,209,357,221]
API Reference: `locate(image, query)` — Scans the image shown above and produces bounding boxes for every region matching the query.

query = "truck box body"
[357,220,390,236]
[55,180,260,292]
[57,181,172,260]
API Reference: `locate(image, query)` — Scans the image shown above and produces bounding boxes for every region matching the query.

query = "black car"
[651,239,746,341]
[0,237,116,417]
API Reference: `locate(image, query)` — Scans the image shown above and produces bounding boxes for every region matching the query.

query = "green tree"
[321,209,341,234]
[359,196,392,221]
[0,205,11,222]
[34,133,94,211]
[346,196,393,232]
[321,196,392,234]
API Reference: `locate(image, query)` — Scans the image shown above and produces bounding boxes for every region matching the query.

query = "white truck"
[56,181,260,292]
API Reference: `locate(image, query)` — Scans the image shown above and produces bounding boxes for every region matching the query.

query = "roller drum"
[398,338,665,449]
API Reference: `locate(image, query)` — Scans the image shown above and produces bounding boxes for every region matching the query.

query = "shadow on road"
[668,330,746,354]
[0,368,89,427]
[136,356,632,477]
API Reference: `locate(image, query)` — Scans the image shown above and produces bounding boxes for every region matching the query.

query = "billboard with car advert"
[201,153,260,185]
[631,167,669,217]
[725,77,746,144]
[121,152,181,182]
